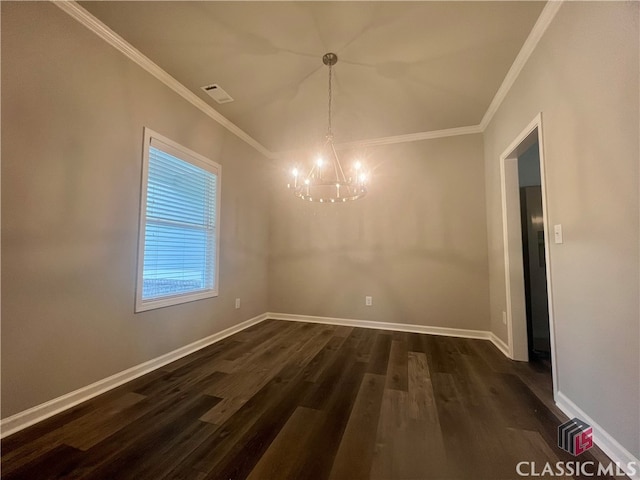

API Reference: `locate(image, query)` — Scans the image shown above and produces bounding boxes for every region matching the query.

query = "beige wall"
[1,2,269,418]
[4,0,638,460]
[484,2,639,456]
[269,135,491,331]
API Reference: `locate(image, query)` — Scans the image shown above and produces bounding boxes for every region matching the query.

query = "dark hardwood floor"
[1,320,616,479]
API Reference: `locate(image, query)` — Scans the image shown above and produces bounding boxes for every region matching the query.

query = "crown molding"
[479,0,564,131]
[53,1,275,160]
[336,124,484,149]
[273,124,483,159]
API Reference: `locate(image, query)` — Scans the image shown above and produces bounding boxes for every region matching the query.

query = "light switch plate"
[554,224,563,244]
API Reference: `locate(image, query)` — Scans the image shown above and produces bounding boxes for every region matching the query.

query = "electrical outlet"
[235,298,241,309]
[502,311,507,325]
[365,296,373,306]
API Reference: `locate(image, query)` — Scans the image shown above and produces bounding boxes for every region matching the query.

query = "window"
[135,128,221,312]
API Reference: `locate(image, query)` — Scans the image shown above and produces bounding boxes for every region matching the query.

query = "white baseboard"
[556,391,640,480]
[267,312,493,341]
[489,332,511,358]
[0,313,268,439]
[4,309,637,480]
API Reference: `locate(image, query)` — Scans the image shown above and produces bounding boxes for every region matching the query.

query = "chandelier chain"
[328,62,332,136]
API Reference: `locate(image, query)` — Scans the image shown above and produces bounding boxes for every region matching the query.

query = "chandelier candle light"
[288,53,368,203]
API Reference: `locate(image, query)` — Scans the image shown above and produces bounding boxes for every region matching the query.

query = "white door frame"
[499,112,558,398]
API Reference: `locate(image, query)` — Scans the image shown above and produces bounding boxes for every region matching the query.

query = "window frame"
[135,127,221,312]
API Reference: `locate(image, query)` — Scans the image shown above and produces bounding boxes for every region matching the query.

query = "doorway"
[499,113,557,397]
[518,142,551,362]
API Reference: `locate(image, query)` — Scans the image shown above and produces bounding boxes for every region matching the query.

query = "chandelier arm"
[329,138,340,182]
[330,141,348,183]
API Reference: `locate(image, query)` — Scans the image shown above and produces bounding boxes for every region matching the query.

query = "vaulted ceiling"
[79,1,546,153]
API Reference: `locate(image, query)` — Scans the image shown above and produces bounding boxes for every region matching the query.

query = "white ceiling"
[79,1,546,153]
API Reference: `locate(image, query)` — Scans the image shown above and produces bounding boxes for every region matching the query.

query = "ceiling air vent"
[201,84,234,104]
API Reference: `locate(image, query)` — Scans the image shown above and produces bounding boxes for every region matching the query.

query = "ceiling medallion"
[288,53,368,203]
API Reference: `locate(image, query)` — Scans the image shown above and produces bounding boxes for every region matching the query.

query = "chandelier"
[288,53,368,203]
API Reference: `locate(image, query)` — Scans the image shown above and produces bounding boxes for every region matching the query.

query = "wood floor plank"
[62,392,148,450]
[370,389,408,479]
[199,376,313,479]
[367,332,391,375]
[408,351,436,422]
[213,321,304,374]
[134,363,226,399]
[371,388,449,480]
[429,372,479,479]
[2,320,617,480]
[160,338,241,373]
[129,421,219,480]
[291,324,337,368]
[1,391,148,474]
[201,323,334,425]
[328,373,386,480]
[302,332,352,384]
[247,407,324,480]
[79,395,221,480]
[229,318,286,343]
[0,368,163,455]
[406,332,424,353]
[354,327,377,363]
[424,334,461,375]
[200,370,272,423]
[332,325,354,338]
[385,339,408,391]
[295,359,368,480]
[1,426,63,474]
[55,394,220,479]
[467,335,515,374]
[1,443,85,480]
[300,330,362,410]
[177,361,313,476]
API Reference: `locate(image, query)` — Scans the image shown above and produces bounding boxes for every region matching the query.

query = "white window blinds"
[136,130,220,312]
